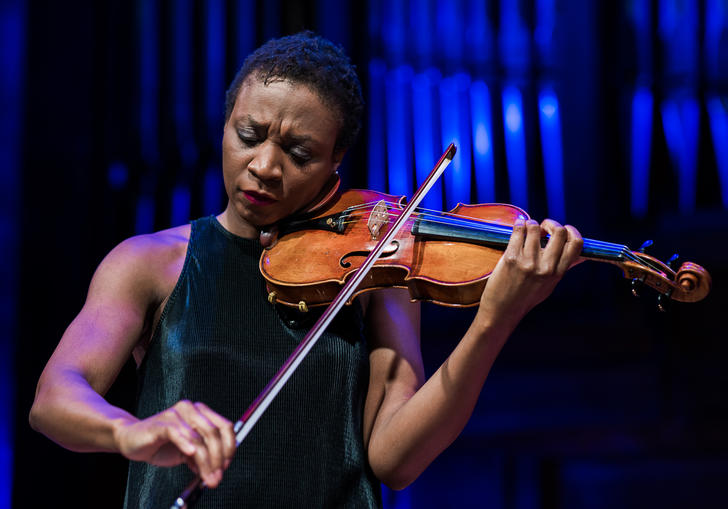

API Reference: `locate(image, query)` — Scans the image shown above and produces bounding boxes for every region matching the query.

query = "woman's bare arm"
[363,219,583,489]
[29,230,236,488]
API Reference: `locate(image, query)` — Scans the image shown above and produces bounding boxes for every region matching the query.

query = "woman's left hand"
[475,218,583,330]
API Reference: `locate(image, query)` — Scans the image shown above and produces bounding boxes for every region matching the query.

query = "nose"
[247,142,283,184]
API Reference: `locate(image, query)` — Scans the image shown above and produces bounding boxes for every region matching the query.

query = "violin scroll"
[674,261,711,302]
[622,252,711,305]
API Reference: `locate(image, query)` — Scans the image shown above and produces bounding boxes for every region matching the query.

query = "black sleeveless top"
[123,216,381,508]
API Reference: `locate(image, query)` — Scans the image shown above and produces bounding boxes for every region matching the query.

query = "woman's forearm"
[29,368,137,453]
[368,312,513,489]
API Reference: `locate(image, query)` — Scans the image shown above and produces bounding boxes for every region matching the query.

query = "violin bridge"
[367,200,389,240]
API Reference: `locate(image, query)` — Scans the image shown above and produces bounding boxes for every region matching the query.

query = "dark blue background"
[3,0,727,507]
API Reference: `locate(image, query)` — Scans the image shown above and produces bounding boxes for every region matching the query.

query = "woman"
[30,32,583,507]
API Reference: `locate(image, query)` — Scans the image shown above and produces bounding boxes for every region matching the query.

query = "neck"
[218,204,260,239]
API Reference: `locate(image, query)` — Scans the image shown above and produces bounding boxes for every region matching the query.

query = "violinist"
[29,31,583,507]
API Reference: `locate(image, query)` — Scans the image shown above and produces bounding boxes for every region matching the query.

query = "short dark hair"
[225,31,364,154]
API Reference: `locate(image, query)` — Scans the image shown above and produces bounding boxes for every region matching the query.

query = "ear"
[332,149,347,169]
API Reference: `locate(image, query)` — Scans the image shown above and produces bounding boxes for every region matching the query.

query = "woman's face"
[221,77,342,237]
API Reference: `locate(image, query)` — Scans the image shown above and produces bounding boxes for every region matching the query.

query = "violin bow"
[170,143,457,508]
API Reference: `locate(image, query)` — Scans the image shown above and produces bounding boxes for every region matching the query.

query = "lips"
[242,190,277,206]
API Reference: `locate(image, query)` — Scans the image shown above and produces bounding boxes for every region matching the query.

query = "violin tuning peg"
[657,290,673,312]
[631,278,642,298]
[631,274,647,298]
[667,253,680,270]
[657,294,668,312]
[638,240,654,253]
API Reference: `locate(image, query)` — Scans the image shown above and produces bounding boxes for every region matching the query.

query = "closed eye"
[237,129,260,146]
[288,146,311,166]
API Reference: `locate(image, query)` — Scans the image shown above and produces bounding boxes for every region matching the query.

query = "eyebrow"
[236,116,265,132]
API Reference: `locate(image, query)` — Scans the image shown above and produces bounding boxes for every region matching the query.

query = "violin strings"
[341,203,625,252]
[342,211,637,263]
[339,202,608,244]
[340,203,631,255]
[322,200,654,271]
[342,201,517,237]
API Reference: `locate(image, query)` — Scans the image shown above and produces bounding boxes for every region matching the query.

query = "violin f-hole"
[340,240,400,268]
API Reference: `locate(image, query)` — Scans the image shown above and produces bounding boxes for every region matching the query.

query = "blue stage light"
[539,86,566,221]
[502,85,528,210]
[499,1,529,74]
[707,96,728,208]
[135,194,155,234]
[630,87,653,218]
[171,186,191,226]
[474,121,491,154]
[436,0,464,63]
[505,101,522,133]
[173,0,198,168]
[382,0,407,65]
[470,80,495,203]
[107,161,129,190]
[367,60,387,192]
[540,98,556,119]
[440,73,472,209]
[413,69,443,211]
[317,0,350,50]
[0,2,24,504]
[705,0,728,81]
[205,0,225,138]
[411,0,434,67]
[661,95,699,214]
[386,65,414,196]
[233,0,256,65]
[203,167,224,216]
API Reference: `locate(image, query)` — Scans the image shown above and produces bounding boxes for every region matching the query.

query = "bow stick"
[170,143,456,508]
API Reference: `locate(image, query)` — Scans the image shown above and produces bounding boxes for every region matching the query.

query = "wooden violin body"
[260,189,712,310]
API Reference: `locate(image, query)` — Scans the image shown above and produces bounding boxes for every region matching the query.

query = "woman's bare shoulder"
[91,223,192,305]
[114,224,191,258]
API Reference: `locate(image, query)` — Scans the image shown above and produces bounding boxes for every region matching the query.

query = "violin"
[260,190,711,312]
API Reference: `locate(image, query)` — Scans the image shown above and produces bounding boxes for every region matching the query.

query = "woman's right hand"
[114,400,237,488]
